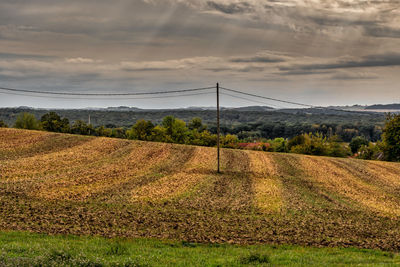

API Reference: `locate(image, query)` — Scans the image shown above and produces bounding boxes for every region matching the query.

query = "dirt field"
[1,128,400,250]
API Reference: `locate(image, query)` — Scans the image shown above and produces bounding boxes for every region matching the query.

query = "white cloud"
[65,57,101,64]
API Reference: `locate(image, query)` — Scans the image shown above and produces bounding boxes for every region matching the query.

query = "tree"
[14,113,40,130]
[222,134,239,148]
[0,120,7,128]
[70,120,93,135]
[126,120,154,140]
[95,126,112,137]
[383,113,400,161]
[151,125,168,142]
[271,137,287,152]
[111,128,126,139]
[327,135,350,157]
[349,136,369,154]
[287,135,305,151]
[40,112,70,133]
[162,116,188,143]
[188,117,206,131]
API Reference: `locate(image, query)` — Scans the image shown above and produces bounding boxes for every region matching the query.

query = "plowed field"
[1,128,400,251]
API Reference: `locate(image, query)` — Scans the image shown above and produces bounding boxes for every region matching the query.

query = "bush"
[350,136,369,154]
[71,120,94,135]
[357,141,385,160]
[288,133,349,157]
[327,135,350,157]
[14,112,41,130]
[0,120,8,128]
[222,134,239,148]
[290,133,327,156]
[127,120,154,141]
[383,113,400,161]
[271,137,287,152]
[41,112,70,133]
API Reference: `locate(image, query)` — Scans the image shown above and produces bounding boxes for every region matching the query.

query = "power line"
[220,87,315,108]
[221,86,375,115]
[0,91,214,100]
[220,92,285,109]
[0,84,376,115]
[0,85,215,96]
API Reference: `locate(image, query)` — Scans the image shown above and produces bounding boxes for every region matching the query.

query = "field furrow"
[300,156,400,216]
[2,128,400,250]
[247,151,282,213]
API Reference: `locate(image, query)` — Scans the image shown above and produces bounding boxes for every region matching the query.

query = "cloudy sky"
[0,0,399,108]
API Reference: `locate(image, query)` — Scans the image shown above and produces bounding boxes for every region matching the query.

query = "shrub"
[271,137,287,152]
[0,120,8,128]
[350,136,369,154]
[222,134,239,148]
[358,141,385,160]
[127,120,154,141]
[14,112,41,130]
[71,120,94,135]
[383,113,400,161]
[41,112,70,133]
[95,126,113,137]
[327,135,351,157]
[290,133,327,156]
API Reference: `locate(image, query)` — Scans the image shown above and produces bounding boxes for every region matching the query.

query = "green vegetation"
[0,231,399,266]
[383,113,400,161]
[0,120,7,128]
[0,107,385,141]
[14,112,41,130]
[4,110,400,161]
[350,136,369,154]
[286,133,350,157]
[40,111,70,133]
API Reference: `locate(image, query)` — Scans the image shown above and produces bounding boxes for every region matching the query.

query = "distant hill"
[365,104,400,110]
[1,128,400,250]
[223,105,274,111]
[0,106,386,142]
[0,106,383,128]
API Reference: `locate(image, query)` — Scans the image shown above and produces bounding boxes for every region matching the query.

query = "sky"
[0,0,399,109]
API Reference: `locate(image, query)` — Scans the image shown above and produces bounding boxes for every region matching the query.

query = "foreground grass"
[0,231,398,266]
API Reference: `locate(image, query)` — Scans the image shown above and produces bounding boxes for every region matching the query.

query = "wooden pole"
[217,82,220,173]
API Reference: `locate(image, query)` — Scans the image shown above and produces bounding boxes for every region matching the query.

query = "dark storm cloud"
[205,66,265,72]
[206,1,253,14]
[364,26,400,38]
[230,55,285,63]
[122,67,174,72]
[278,70,331,76]
[280,53,400,72]
[330,72,378,80]
[0,52,54,60]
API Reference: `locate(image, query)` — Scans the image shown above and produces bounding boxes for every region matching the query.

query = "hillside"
[366,104,400,110]
[0,106,384,128]
[1,128,400,250]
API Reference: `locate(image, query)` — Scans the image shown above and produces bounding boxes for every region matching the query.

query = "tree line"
[1,111,399,162]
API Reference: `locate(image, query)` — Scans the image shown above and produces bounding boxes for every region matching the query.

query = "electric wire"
[220,87,315,108]
[0,86,215,96]
[220,92,285,109]
[221,86,374,115]
[0,91,214,100]
[0,84,377,114]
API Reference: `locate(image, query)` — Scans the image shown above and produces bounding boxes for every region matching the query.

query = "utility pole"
[88,114,91,135]
[217,82,221,173]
